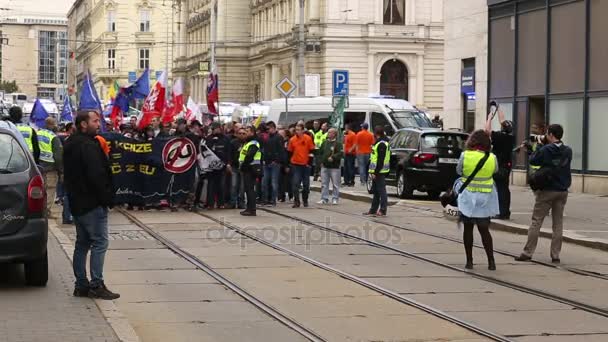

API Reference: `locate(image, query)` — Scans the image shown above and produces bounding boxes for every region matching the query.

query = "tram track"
[260,207,608,320]
[116,208,327,342]
[192,210,513,342]
[319,205,608,281]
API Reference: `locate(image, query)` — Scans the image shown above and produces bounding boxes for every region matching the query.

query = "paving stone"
[112,283,237,302]
[118,301,269,323]
[105,269,217,285]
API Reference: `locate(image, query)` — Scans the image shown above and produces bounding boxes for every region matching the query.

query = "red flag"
[207,72,219,115]
[162,78,183,124]
[138,71,167,129]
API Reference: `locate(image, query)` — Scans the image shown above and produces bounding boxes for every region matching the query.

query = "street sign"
[305,74,320,97]
[162,138,196,174]
[276,77,297,97]
[332,96,349,109]
[155,71,163,80]
[128,72,137,83]
[332,70,349,96]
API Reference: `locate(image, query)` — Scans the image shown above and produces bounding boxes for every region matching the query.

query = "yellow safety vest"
[461,150,496,193]
[37,129,56,163]
[239,140,262,165]
[530,142,541,171]
[369,140,390,174]
[314,130,327,148]
[16,124,34,153]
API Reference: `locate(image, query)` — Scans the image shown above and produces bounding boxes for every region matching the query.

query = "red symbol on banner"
[162,138,196,174]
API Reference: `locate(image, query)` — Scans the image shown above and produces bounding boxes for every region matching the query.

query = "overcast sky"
[0,0,74,17]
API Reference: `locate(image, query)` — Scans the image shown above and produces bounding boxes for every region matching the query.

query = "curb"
[312,185,608,252]
[48,221,141,342]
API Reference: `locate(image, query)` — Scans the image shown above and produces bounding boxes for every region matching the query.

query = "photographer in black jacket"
[485,101,515,219]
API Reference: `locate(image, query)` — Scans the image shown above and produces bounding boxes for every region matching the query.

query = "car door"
[388,131,406,180]
[0,130,32,236]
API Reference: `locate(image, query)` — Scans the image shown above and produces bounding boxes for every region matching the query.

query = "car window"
[421,134,466,152]
[390,131,407,149]
[404,132,420,149]
[0,133,29,173]
[371,112,391,131]
[344,112,366,133]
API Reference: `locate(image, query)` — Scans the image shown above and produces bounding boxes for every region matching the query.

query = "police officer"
[313,122,328,181]
[485,101,515,220]
[239,126,262,216]
[38,117,63,172]
[364,126,390,217]
[9,106,41,164]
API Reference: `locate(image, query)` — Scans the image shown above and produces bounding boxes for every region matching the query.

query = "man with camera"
[515,124,572,264]
[485,101,515,220]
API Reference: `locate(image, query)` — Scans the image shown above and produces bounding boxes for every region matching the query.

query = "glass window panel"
[549,98,583,170]
[490,17,515,98]
[517,10,546,96]
[589,0,608,91]
[383,0,405,25]
[588,97,608,171]
[491,102,513,131]
[550,1,585,94]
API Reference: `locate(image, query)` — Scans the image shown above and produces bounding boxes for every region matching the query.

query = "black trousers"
[461,216,494,264]
[494,171,511,218]
[194,174,206,206]
[207,170,226,208]
[243,171,256,212]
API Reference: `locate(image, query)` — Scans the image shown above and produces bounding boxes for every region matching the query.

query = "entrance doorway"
[529,97,546,135]
[380,60,408,100]
[463,94,476,133]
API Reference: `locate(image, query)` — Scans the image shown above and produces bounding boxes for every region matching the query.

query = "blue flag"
[79,71,102,112]
[60,96,74,122]
[31,99,49,129]
[132,69,150,99]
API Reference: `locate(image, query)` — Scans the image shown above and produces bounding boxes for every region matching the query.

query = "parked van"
[6,93,28,108]
[267,96,433,135]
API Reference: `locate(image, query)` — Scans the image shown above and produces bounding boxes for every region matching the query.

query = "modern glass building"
[488,0,608,191]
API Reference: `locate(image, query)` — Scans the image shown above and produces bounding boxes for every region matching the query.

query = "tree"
[0,80,19,93]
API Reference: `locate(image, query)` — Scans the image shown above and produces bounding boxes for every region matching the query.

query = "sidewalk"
[311,181,608,250]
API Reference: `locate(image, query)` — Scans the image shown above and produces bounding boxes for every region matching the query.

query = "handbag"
[440,152,491,208]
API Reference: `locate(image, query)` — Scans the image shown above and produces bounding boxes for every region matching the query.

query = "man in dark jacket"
[64,110,119,300]
[261,121,284,206]
[365,126,390,217]
[228,127,246,209]
[515,124,572,264]
[205,122,232,208]
[318,128,343,205]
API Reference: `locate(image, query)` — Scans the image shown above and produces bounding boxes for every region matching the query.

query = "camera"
[513,134,547,152]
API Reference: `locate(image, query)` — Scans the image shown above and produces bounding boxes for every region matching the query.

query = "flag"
[253,115,263,128]
[138,70,167,129]
[132,69,150,99]
[329,96,346,141]
[110,87,132,129]
[186,97,201,123]
[207,72,219,115]
[31,99,49,129]
[106,80,119,103]
[60,96,74,123]
[172,78,184,117]
[79,71,104,132]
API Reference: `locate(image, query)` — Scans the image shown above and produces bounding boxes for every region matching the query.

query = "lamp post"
[298,0,305,96]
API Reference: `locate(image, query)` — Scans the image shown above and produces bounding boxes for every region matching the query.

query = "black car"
[0,123,48,286]
[367,128,468,199]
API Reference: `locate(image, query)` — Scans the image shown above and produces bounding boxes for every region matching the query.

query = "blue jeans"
[292,164,311,202]
[262,163,281,204]
[230,170,244,208]
[370,174,388,214]
[357,154,370,184]
[73,207,109,289]
[321,167,341,202]
[344,154,356,184]
[56,179,72,222]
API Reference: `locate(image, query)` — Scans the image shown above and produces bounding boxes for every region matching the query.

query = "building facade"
[67,0,178,101]
[0,16,68,102]
[444,0,608,195]
[175,0,445,113]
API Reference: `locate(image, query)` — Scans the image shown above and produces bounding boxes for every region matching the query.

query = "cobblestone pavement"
[0,233,119,342]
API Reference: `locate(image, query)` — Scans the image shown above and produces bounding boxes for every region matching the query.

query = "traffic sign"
[276,77,297,97]
[332,70,349,96]
[332,96,349,109]
[162,138,196,174]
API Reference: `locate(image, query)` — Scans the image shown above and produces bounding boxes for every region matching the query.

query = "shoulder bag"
[440,152,491,208]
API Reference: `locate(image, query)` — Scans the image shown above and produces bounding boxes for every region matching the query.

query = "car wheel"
[427,191,441,201]
[366,176,374,194]
[24,252,48,287]
[396,171,413,199]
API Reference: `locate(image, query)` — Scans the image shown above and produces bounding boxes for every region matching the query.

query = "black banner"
[101,133,196,206]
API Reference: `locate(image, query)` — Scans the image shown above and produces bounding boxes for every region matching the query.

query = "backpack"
[529,145,568,191]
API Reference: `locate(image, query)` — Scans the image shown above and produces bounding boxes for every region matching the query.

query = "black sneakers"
[88,283,120,300]
[73,287,89,297]
[514,254,532,262]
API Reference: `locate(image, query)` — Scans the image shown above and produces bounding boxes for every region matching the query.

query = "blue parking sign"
[332,70,349,96]
[128,72,137,83]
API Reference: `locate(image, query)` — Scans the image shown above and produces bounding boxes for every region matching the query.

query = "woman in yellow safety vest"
[455,130,499,271]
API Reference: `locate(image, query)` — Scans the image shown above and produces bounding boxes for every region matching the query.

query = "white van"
[267,96,433,135]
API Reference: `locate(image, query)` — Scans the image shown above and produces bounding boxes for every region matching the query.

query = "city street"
[5,187,603,342]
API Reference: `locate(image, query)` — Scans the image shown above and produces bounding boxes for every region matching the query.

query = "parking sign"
[332,70,349,96]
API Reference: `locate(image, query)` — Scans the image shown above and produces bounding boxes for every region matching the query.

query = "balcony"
[96,68,122,79]
[134,31,155,43]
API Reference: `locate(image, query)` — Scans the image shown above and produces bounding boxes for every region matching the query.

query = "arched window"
[380,60,408,100]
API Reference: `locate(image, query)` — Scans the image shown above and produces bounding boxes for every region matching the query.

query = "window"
[107,49,116,69]
[371,112,391,133]
[421,134,466,153]
[107,10,116,32]
[140,9,151,32]
[588,97,608,171]
[383,0,405,25]
[390,131,406,149]
[139,48,150,69]
[404,133,420,149]
[550,98,583,170]
[37,87,55,100]
[344,112,366,132]
[0,133,29,173]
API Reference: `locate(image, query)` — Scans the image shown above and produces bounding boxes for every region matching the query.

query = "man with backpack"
[515,124,572,264]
